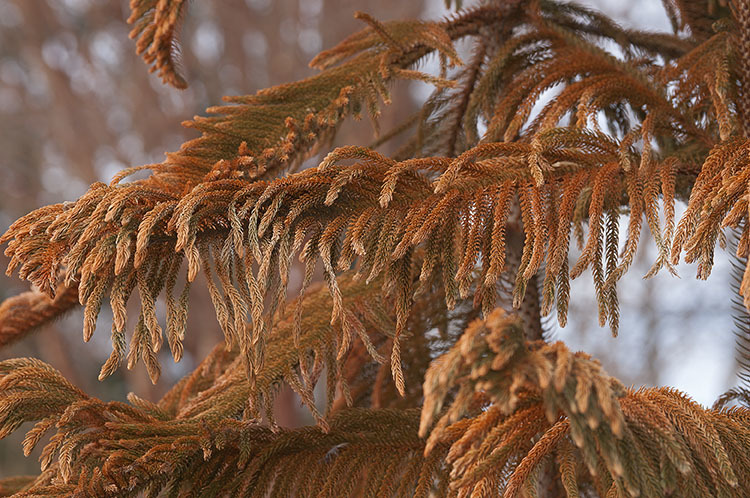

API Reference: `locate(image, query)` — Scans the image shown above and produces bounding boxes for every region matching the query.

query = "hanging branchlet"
[0,282,468,496]
[128,0,189,89]
[237,128,679,340]
[673,138,750,301]
[0,127,690,378]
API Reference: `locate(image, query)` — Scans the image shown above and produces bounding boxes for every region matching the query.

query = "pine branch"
[0,282,79,350]
[661,0,730,40]
[2,125,690,380]
[6,310,746,497]
[0,355,450,496]
[672,139,750,297]
[1,367,447,497]
[128,0,189,89]
[0,7,515,381]
[420,308,750,497]
[714,387,750,409]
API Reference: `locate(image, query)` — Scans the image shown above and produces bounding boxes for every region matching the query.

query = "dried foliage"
[128,0,189,89]
[0,357,446,496]
[2,0,750,496]
[421,309,750,497]
[0,280,453,496]
[0,283,78,349]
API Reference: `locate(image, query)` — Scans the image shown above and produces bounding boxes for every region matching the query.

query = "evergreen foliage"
[1,0,750,495]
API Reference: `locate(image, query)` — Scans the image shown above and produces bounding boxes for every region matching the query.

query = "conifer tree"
[1,0,750,496]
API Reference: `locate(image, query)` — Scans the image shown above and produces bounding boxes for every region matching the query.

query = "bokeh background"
[0,0,741,476]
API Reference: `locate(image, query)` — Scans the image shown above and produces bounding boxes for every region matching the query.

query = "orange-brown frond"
[672,139,750,305]
[0,353,446,497]
[128,0,188,89]
[0,283,79,350]
[421,309,750,497]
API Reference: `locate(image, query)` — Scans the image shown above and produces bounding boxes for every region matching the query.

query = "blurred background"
[0,0,740,477]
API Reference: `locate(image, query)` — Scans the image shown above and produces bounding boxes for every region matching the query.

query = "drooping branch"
[128,0,189,89]
[0,282,79,350]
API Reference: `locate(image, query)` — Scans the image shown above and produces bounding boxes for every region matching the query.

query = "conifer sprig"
[0,282,78,349]
[128,0,189,89]
[420,309,750,497]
